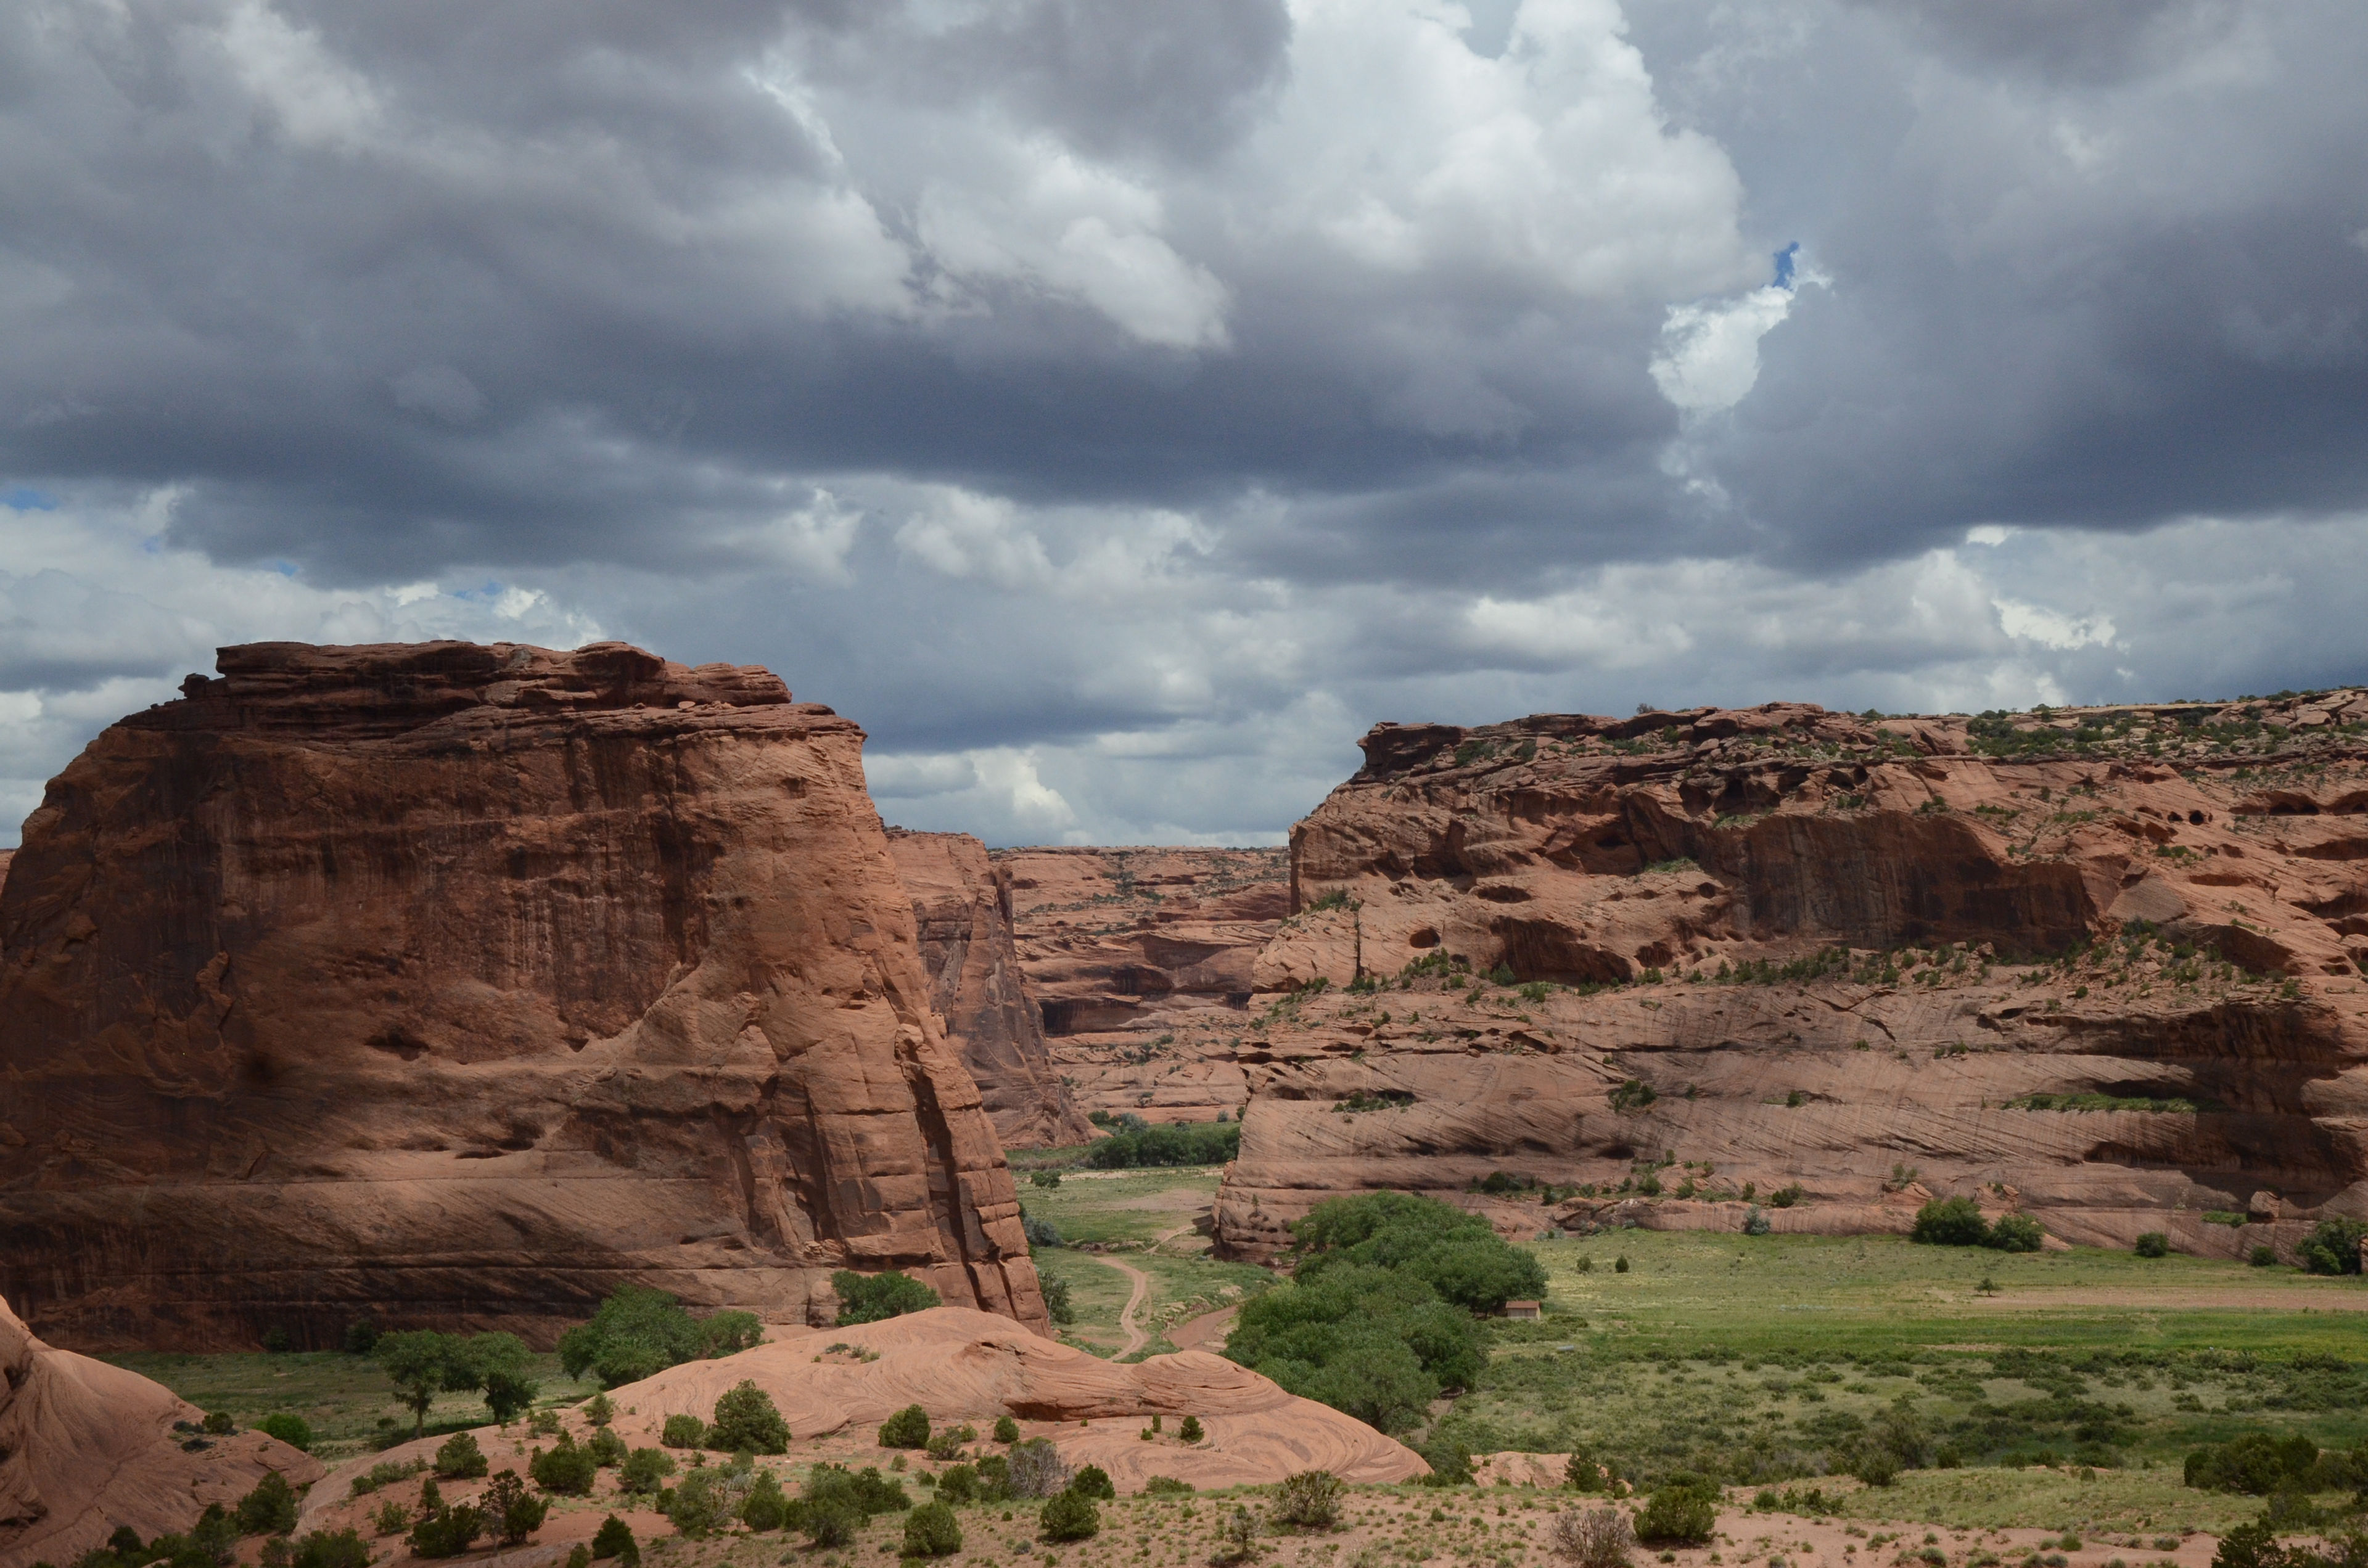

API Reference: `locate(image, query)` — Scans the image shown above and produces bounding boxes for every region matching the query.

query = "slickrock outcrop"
[1216,693,2368,1259]
[297,1305,1423,1530]
[889,831,1095,1148]
[996,848,1288,1127]
[0,641,1045,1350]
[1,1290,322,1567]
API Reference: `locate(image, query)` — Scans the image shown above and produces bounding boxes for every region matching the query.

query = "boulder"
[0,641,1044,1348]
[0,1291,322,1568]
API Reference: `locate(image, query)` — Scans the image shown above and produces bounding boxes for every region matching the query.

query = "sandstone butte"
[1,1288,321,1566]
[1205,692,2368,1262]
[289,1305,1424,1539]
[0,640,1046,1353]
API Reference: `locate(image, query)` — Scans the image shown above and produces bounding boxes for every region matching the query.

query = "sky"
[3,0,2366,847]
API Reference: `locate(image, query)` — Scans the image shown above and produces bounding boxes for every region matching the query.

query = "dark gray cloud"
[2,0,2365,846]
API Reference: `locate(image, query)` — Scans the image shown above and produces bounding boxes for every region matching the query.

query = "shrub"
[2251,1245,2281,1267]
[660,1413,706,1448]
[974,1453,1013,1501]
[804,1462,913,1517]
[2187,1432,2320,1495]
[261,1326,292,1353]
[801,1505,861,1549]
[1009,1438,1073,1498]
[1614,1255,1629,1273]
[834,1269,943,1325]
[938,1464,979,1504]
[290,1532,370,1568]
[1634,1478,1719,1545]
[2301,1218,2367,1276]
[1565,1450,1605,1492]
[1085,1121,1241,1169]
[1145,1476,1196,1498]
[257,1413,311,1452]
[432,1432,488,1480]
[1742,1207,1770,1236]
[371,1499,411,1536]
[528,1433,596,1495]
[555,1284,763,1389]
[583,1390,615,1427]
[1419,1437,1474,1486]
[1040,1490,1101,1542]
[590,1518,639,1568]
[1552,1509,1634,1568]
[1216,1505,1260,1564]
[1988,1214,2046,1253]
[406,1501,487,1559]
[588,1427,627,1467]
[343,1319,380,1355]
[1178,1416,1204,1443]
[710,1379,791,1453]
[925,1422,977,1460]
[994,1414,1021,1443]
[1851,1450,1899,1487]
[1273,1471,1343,1530]
[661,1469,736,1537]
[483,1471,548,1545]
[203,1410,235,1434]
[880,1403,933,1449]
[2136,1232,2171,1258]
[1072,1464,1117,1500]
[1043,1276,1076,1324]
[739,1470,789,1530]
[619,1447,676,1495]
[1912,1197,1991,1247]
[234,1471,300,1535]
[904,1502,964,1558]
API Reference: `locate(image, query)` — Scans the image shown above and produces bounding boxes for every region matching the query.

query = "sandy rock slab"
[0,1292,320,1568]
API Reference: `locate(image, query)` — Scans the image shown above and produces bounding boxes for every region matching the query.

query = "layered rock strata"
[1216,693,2368,1258]
[1,1290,322,1568]
[888,831,1094,1148]
[996,847,1288,1127]
[0,641,1045,1349]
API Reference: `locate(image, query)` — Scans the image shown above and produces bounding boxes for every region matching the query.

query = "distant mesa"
[0,640,1045,1350]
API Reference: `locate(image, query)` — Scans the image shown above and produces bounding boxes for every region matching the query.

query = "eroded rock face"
[995,847,1288,1126]
[888,831,1094,1149]
[1216,694,2368,1258]
[1,1290,321,1567]
[0,641,1045,1349]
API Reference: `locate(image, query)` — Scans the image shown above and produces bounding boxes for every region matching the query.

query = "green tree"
[290,1532,371,1568]
[1040,1491,1100,1542]
[257,1413,311,1452]
[432,1431,488,1480]
[834,1270,942,1325]
[619,1447,676,1495]
[661,1469,736,1537]
[709,1379,790,1454]
[1634,1479,1718,1545]
[528,1432,597,1495]
[742,1471,790,1530]
[1985,1214,2046,1252]
[556,1285,757,1389]
[994,1414,1021,1444]
[234,1471,299,1535]
[904,1502,964,1557]
[879,1403,932,1449]
[482,1472,548,1546]
[660,1413,706,1448]
[374,1330,456,1438]
[590,1517,639,1568]
[1910,1197,1990,1247]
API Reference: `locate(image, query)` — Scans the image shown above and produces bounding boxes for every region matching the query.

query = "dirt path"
[1169,1305,1236,1353]
[1088,1253,1154,1358]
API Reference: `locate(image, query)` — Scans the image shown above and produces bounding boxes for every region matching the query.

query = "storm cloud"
[3,0,2364,844]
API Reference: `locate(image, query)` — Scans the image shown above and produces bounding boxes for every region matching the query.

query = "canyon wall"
[1215,694,2368,1259]
[996,847,1288,1127]
[887,831,1094,1148]
[0,641,1045,1350]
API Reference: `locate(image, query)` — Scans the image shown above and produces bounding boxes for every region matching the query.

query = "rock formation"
[295,1305,1423,1532]
[1,1290,322,1567]
[888,831,1095,1148]
[0,640,1045,1350]
[997,847,1288,1127]
[1215,693,2368,1260]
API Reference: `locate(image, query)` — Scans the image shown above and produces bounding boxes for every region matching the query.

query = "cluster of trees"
[1223,1192,1547,1434]
[1085,1119,1241,1169]
[1910,1197,2044,1253]
[59,1509,372,1568]
[374,1329,542,1436]
[555,1285,764,1389]
[832,1269,941,1325]
[2187,1431,2368,1498]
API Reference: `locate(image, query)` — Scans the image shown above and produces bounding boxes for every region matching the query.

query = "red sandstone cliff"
[995,847,1288,1127]
[1214,694,2368,1260]
[888,831,1095,1148]
[0,641,1045,1349]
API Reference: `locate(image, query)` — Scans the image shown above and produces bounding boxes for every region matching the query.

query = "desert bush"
[234,1471,300,1535]
[926,1422,978,1460]
[528,1432,596,1495]
[1851,1450,1899,1487]
[1912,1197,1991,1247]
[801,1505,860,1549]
[804,1462,913,1517]
[1634,1477,1719,1545]
[1273,1471,1343,1530]
[1565,1449,1606,1492]
[1552,1508,1635,1568]
[879,1402,932,1449]
[257,1413,311,1452]
[343,1319,379,1354]
[432,1432,488,1480]
[709,1379,790,1453]
[482,1471,547,1545]
[406,1500,487,1559]
[974,1453,1013,1501]
[1072,1464,1116,1500]
[660,1413,705,1448]
[1216,1505,1260,1564]
[618,1447,675,1495]
[371,1500,411,1537]
[1145,1476,1196,1497]
[2301,1218,2367,1276]
[2252,1245,2281,1266]
[1040,1490,1101,1542]
[834,1268,942,1324]
[583,1391,615,1426]
[1009,1437,1074,1498]
[660,1469,735,1537]
[289,1532,369,1568]
[1988,1214,2046,1252]
[590,1517,639,1568]
[1742,1207,1771,1236]
[938,1464,979,1504]
[555,1284,763,1388]
[994,1414,1021,1443]
[904,1502,964,1558]
[2188,1432,2320,1495]
[1419,1437,1475,1486]
[1179,1415,1205,1443]
[586,1427,627,1467]
[1085,1121,1241,1168]
[1043,1276,1076,1324]
[2136,1232,2171,1258]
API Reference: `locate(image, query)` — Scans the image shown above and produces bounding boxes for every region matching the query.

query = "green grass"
[1018,1167,1228,1247]
[1024,1165,1275,1358]
[1831,1466,2324,1535]
[100,1348,597,1463]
